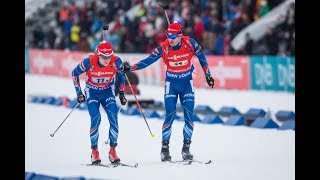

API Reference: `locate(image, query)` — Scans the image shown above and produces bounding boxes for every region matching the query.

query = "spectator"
[46,27,57,49]
[78,33,91,52]
[244,33,254,55]
[25,0,293,56]
[264,27,278,55]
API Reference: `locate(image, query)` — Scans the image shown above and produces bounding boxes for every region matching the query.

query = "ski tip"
[205,160,212,164]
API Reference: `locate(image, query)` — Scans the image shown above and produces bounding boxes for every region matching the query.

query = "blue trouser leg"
[101,91,119,147]
[162,81,178,142]
[179,80,195,141]
[86,95,101,149]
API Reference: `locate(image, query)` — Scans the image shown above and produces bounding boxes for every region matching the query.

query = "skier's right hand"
[123,63,131,72]
[206,75,214,88]
[77,93,86,103]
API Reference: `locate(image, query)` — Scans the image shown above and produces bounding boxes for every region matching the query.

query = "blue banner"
[250,56,295,93]
[25,48,30,73]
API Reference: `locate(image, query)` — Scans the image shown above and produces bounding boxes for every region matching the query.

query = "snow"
[25,74,295,180]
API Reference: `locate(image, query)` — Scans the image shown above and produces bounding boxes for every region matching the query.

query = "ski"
[82,162,138,168]
[183,159,212,165]
[82,163,112,168]
[115,162,139,168]
[162,159,212,165]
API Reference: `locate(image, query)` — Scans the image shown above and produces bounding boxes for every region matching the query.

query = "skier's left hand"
[119,91,127,105]
[123,63,131,72]
[206,75,214,88]
[77,93,86,103]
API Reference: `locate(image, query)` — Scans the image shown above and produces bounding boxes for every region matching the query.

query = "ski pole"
[124,73,155,138]
[159,3,170,25]
[50,102,80,137]
[102,25,109,41]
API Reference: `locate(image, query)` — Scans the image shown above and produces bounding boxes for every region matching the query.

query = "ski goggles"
[166,32,179,39]
[99,54,112,59]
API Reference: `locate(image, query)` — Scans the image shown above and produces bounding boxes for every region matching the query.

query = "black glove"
[123,63,131,72]
[77,93,86,103]
[119,91,127,105]
[206,75,214,88]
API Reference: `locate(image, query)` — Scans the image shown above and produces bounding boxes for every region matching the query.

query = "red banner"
[29,49,90,79]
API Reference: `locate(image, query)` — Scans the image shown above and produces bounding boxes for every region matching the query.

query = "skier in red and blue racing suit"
[72,41,127,164]
[124,22,214,161]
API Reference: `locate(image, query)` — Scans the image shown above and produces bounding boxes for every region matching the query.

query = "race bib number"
[169,60,188,67]
[91,77,110,84]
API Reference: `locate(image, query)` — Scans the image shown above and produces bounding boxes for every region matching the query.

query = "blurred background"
[25,0,295,92]
[25,0,294,56]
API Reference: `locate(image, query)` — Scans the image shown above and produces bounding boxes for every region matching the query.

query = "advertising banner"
[190,56,250,89]
[29,49,162,85]
[28,48,294,92]
[29,49,88,78]
[250,56,295,92]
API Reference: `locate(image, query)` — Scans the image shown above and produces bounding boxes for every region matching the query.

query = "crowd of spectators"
[25,0,294,56]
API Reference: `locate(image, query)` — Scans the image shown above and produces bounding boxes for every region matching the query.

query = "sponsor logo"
[277,63,295,88]
[183,99,194,103]
[86,84,109,90]
[166,70,191,78]
[212,60,243,87]
[61,54,79,76]
[105,97,115,102]
[88,99,98,104]
[165,94,176,98]
[183,93,194,97]
[166,72,178,78]
[254,62,273,87]
[63,56,78,74]
[33,53,54,73]
[91,71,114,76]
[178,71,191,78]
[168,28,178,32]
[167,53,189,60]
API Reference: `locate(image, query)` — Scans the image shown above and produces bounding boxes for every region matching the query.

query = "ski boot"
[181,140,193,160]
[160,141,172,161]
[91,147,101,164]
[109,143,120,163]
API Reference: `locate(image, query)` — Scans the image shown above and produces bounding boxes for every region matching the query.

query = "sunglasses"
[166,32,179,39]
[99,54,112,59]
